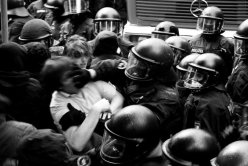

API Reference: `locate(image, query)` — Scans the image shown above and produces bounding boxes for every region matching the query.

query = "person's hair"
[17,129,70,166]
[63,35,91,59]
[40,56,73,93]
[23,42,51,77]
[93,31,118,56]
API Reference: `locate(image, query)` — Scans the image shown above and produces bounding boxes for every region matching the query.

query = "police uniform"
[123,81,183,141]
[189,34,234,76]
[183,85,233,146]
[226,61,248,104]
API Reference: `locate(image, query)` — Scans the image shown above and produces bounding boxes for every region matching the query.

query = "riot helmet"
[214,141,248,166]
[183,53,226,90]
[152,21,179,40]
[162,129,220,166]
[166,36,191,67]
[94,7,123,35]
[19,19,54,47]
[233,19,248,62]
[196,6,224,35]
[44,0,64,9]
[44,0,65,17]
[63,0,89,16]
[100,105,160,165]
[125,38,174,81]
[176,53,200,80]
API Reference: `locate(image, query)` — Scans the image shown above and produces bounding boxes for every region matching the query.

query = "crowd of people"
[1,0,248,166]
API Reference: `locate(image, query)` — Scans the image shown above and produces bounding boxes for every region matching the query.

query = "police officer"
[99,105,166,166]
[182,53,233,147]
[27,0,48,20]
[73,38,182,140]
[213,141,248,166]
[61,0,94,41]
[165,36,191,68]
[44,0,70,42]
[4,0,33,43]
[226,19,248,104]
[162,128,220,166]
[19,19,54,48]
[152,21,179,41]
[175,53,200,106]
[90,7,134,58]
[189,6,234,78]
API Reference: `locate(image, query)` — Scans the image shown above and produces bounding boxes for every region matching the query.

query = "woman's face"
[72,57,89,69]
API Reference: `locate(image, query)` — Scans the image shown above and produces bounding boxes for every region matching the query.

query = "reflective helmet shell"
[233,19,248,61]
[166,36,191,54]
[166,36,192,66]
[100,105,160,165]
[215,141,248,166]
[95,7,121,20]
[201,6,224,19]
[162,129,220,166]
[234,19,248,39]
[44,0,65,9]
[193,53,225,75]
[94,7,122,35]
[125,38,174,81]
[197,6,224,34]
[176,53,200,80]
[152,21,179,40]
[183,53,226,90]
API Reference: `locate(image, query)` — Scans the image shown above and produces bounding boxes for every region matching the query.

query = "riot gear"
[214,141,248,166]
[44,0,64,9]
[63,0,89,16]
[196,6,224,35]
[94,7,123,35]
[166,36,191,67]
[125,38,174,81]
[233,19,248,62]
[183,53,226,90]
[19,19,54,47]
[152,21,179,41]
[176,53,200,80]
[162,128,220,166]
[100,105,160,165]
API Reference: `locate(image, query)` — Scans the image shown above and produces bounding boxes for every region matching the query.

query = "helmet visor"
[171,47,185,67]
[151,32,175,41]
[94,20,122,35]
[176,65,188,80]
[234,38,248,57]
[65,0,89,14]
[100,128,143,165]
[125,51,151,81]
[183,65,210,89]
[196,17,223,34]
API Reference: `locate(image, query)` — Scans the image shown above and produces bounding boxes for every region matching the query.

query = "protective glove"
[68,65,91,89]
[91,59,127,80]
